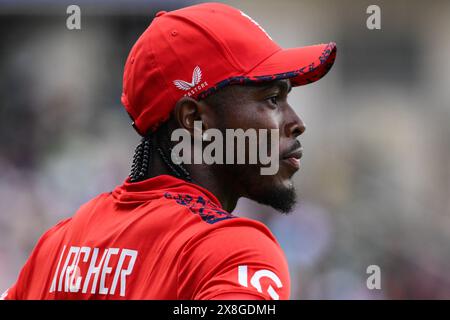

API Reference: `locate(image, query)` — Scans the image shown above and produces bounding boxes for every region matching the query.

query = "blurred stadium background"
[1,0,450,299]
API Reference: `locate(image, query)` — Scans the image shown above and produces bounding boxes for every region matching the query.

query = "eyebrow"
[258,79,292,94]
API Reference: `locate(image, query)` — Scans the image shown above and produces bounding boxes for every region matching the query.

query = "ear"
[173,97,210,135]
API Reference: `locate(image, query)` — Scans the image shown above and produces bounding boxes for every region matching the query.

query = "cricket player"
[2,2,336,300]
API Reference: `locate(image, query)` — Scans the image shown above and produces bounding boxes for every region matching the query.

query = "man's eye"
[268,96,278,105]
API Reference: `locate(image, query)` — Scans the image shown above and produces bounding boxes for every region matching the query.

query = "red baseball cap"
[121,2,337,135]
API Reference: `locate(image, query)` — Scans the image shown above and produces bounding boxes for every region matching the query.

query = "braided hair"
[129,135,151,182]
[129,126,192,183]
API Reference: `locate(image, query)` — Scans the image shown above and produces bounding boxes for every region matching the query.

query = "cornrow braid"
[129,126,193,183]
[156,146,192,182]
[155,122,193,182]
[130,135,152,182]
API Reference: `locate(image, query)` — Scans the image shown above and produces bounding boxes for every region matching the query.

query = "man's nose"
[284,106,306,138]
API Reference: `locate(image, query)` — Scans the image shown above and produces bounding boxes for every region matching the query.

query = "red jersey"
[2,175,290,300]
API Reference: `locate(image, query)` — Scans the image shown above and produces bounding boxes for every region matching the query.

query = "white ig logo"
[238,265,283,300]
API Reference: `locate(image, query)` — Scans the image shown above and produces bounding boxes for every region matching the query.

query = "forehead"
[237,79,292,94]
[201,78,292,107]
[218,79,291,105]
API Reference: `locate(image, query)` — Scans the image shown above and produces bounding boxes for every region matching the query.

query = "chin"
[247,175,298,214]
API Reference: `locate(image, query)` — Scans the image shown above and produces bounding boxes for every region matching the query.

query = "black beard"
[210,125,298,214]
[251,181,297,214]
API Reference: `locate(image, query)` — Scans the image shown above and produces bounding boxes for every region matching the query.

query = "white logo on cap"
[173,66,203,91]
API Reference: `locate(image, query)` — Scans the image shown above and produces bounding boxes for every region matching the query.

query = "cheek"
[231,105,281,131]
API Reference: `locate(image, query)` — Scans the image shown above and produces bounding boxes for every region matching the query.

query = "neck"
[185,164,239,212]
[145,143,239,212]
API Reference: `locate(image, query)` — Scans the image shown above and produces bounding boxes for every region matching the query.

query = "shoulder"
[161,190,283,256]
[4,217,72,299]
[183,216,286,268]
[178,214,290,300]
[162,191,236,224]
[35,217,73,249]
[162,191,281,251]
[24,217,73,265]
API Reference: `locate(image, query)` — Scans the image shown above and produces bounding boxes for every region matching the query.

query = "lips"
[282,148,303,160]
[281,142,303,171]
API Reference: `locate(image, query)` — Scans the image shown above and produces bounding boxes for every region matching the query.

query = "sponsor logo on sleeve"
[238,265,283,300]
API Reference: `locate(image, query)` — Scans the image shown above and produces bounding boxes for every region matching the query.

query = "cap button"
[155,10,167,17]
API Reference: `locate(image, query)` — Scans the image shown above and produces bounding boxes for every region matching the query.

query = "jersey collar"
[112,174,222,208]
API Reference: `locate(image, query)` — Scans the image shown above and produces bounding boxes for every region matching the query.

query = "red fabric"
[3,175,290,300]
[121,2,336,135]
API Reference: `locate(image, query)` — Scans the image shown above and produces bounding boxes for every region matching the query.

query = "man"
[3,2,336,300]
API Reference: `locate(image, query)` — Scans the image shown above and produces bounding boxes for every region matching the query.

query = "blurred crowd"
[1,0,450,299]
